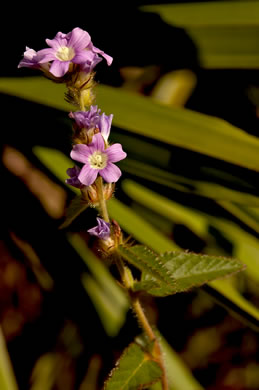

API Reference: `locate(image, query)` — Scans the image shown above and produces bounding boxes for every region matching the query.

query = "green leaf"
[104,342,162,390]
[121,159,259,207]
[158,334,203,390]
[68,234,129,337]
[34,146,76,191]
[2,78,259,172]
[122,179,208,237]
[28,141,259,327]
[59,195,89,229]
[206,280,259,330]
[119,245,244,296]
[118,245,177,296]
[0,327,18,390]
[108,198,179,252]
[141,1,259,68]
[137,331,204,390]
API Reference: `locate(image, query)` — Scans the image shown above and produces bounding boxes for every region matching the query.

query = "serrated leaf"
[132,280,160,293]
[104,342,162,390]
[119,245,245,296]
[24,143,259,326]
[137,331,204,390]
[118,245,177,296]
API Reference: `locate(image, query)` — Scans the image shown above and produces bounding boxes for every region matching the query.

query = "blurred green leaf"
[34,146,75,190]
[59,195,89,229]
[30,353,57,390]
[122,179,208,237]
[31,132,259,327]
[0,327,18,390]
[119,245,245,296]
[121,159,259,206]
[208,279,259,330]
[137,331,204,390]
[2,78,259,171]
[107,198,179,252]
[122,179,259,286]
[209,215,259,286]
[68,234,129,336]
[104,342,162,390]
[141,1,259,68]
[218,201,259,235]
[158,333,203,390]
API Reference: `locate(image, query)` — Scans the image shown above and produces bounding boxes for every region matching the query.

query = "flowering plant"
[17,26,246,390]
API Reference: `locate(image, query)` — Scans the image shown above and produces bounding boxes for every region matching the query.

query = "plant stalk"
[95,177,110,223]
[114,253,169,390]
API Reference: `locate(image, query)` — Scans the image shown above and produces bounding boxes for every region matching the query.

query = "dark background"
[1,1,259,389]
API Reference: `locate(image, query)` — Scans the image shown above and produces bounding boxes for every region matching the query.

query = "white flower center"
[89,151,107,169]
[56,46,75,61]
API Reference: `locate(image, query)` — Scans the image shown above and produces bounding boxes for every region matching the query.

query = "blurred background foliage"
[0,0,259,389]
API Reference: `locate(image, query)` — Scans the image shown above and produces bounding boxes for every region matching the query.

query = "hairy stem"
[95,176,110,223]
[114,253,169,390]
[79,92,86,111]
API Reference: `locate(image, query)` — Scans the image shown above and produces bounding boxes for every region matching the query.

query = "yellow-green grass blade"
[2,78,259,171]
[141,1,259,69]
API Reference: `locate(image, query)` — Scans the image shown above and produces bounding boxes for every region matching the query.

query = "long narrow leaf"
[0,327,18,390]
[31,142,259,328]
[2,78,259,171]
[141,1,259,68]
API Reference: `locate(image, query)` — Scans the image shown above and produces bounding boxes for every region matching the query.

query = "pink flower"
[70,105,113,144]
[18,27,113,77]
[70,133,126,186]
[87,218,110,240]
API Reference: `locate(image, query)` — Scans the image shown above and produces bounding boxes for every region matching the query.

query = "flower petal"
[106,143,127,162]
[37,48,57,63]
[49,60,70,77]
[88,218,110,240]
[91,44,113,65]
[99,113,113,142]
[90,133,105,152]
[78,165,98,186]
[70,144,91,163]
[46,32,67,49]
[73,50,95,64]
[100,162,121,183]
[68,27,91,50]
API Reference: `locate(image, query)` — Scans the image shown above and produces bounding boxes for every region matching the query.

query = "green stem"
[79,91,86,111]
[96,176,110,223]
[114,253,169,390]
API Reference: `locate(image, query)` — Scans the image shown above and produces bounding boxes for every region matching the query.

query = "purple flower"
[87,217,110,240]
[65,166,84,188]
[70,106,113,143]
[80,53,103,74]
[87,42,113,66]
[36,28,92,77]
[18,47,48,70]
[70,133,126,186]
[19,27,113,78]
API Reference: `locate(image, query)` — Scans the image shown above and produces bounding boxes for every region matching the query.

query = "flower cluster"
[19,27,126,243]
[18,27,112,78]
